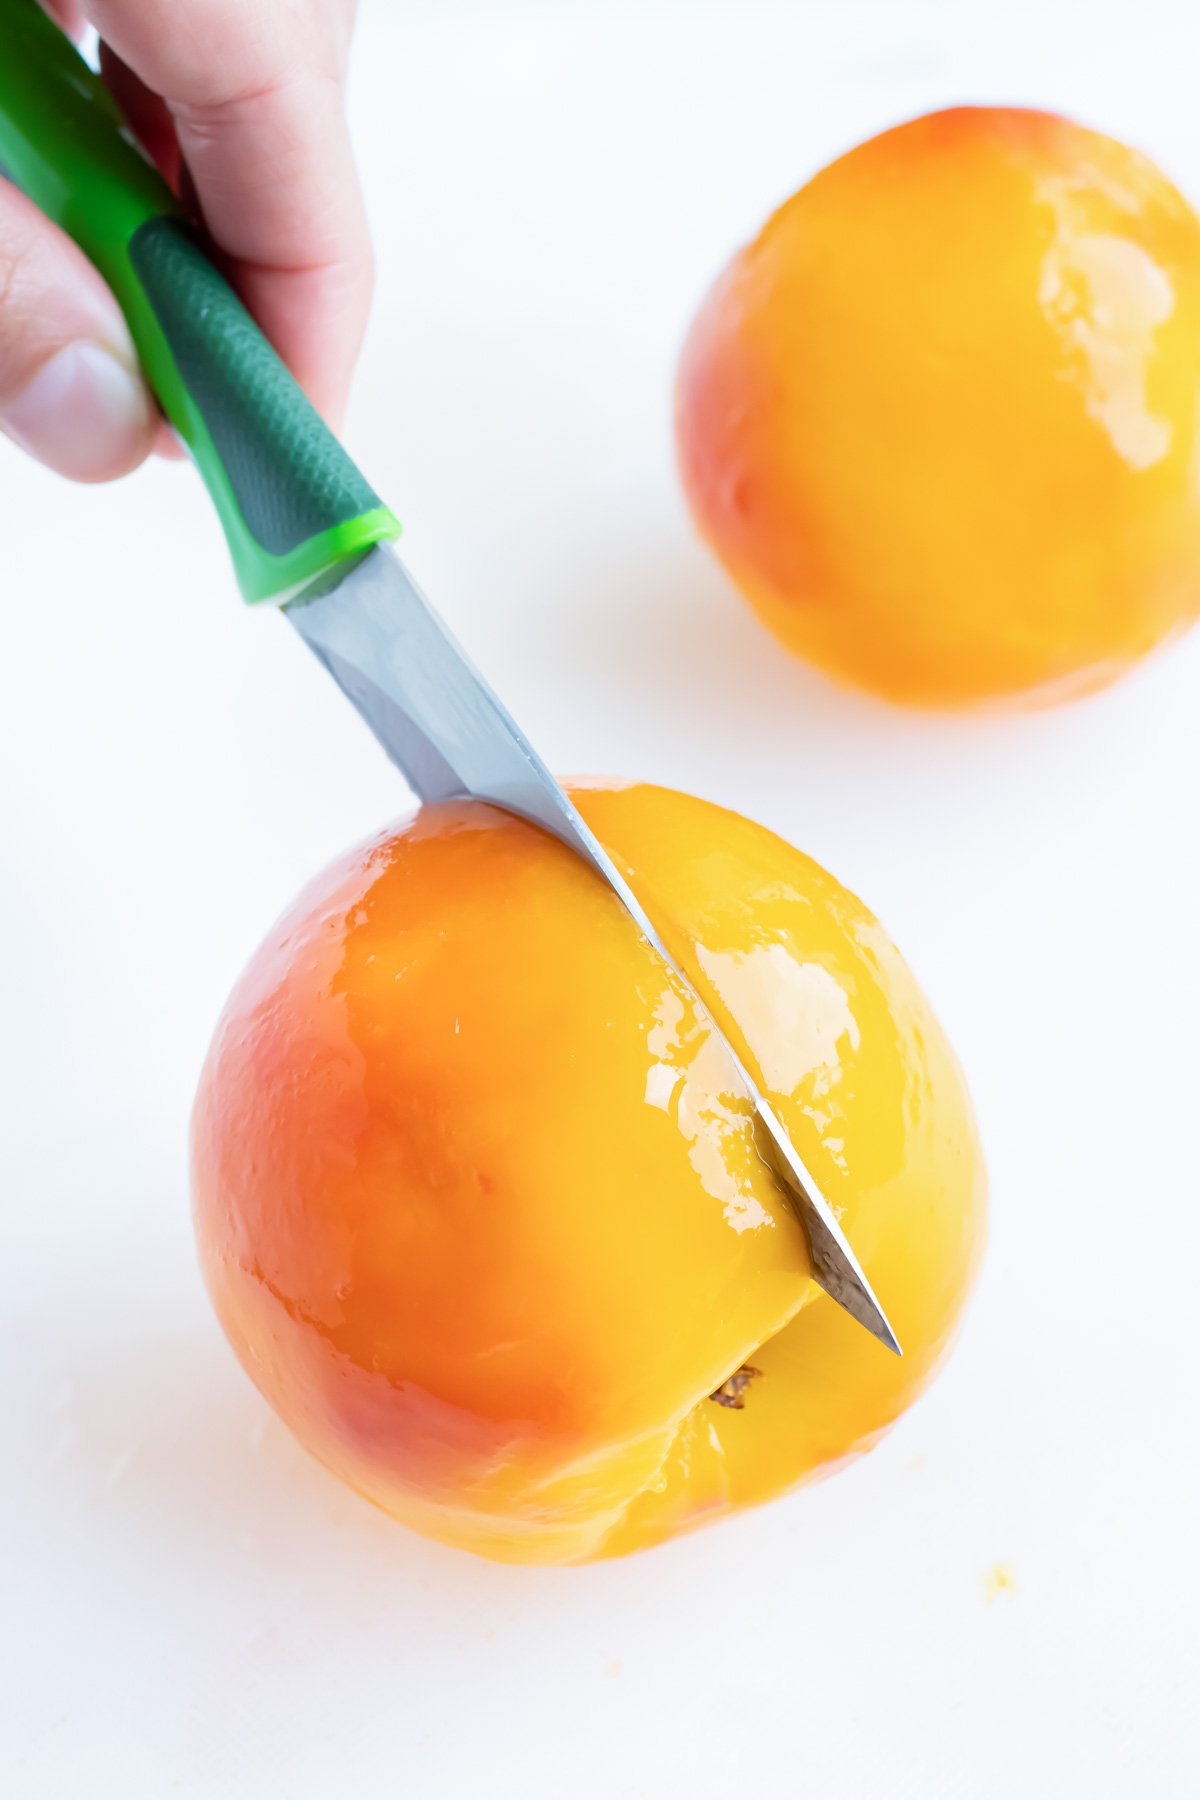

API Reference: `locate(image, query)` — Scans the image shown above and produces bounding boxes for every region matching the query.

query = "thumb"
[0,176,160,482]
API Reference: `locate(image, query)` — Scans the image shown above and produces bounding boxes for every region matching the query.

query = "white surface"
[3,1,1199,1792]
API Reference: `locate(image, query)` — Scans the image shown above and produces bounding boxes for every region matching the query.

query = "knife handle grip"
[0,0,399,603]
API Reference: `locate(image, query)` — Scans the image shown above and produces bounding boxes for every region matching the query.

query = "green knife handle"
[0,0,399,602]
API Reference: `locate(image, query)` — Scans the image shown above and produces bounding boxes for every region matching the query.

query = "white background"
[3,0,1199,1793]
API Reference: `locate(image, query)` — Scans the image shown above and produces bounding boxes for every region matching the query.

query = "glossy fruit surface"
[191,782,986,1562]
[677,106,1200,707]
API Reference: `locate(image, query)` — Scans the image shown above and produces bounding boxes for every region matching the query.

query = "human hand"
[0,0,371,481]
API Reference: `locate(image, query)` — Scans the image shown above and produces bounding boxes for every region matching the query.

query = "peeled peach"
[191,782,986,1562]
[676,106,1200,707]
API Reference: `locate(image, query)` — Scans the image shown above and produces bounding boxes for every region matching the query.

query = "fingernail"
[0,341,155,482]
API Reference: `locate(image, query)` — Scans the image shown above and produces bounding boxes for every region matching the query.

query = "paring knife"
[0,0,900,1355]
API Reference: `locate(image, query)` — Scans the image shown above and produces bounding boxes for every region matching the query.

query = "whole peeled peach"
[677,107,1200,707]
[191,782,986,1562]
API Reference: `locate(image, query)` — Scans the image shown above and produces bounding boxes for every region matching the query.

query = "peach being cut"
[191,781,986,1563]
[676,106,1200,707]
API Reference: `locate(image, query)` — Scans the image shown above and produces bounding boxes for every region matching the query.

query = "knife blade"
[287,545,902,1356]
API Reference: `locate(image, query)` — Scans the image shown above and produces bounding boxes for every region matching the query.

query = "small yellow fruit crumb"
[984,1562,1017,1603]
